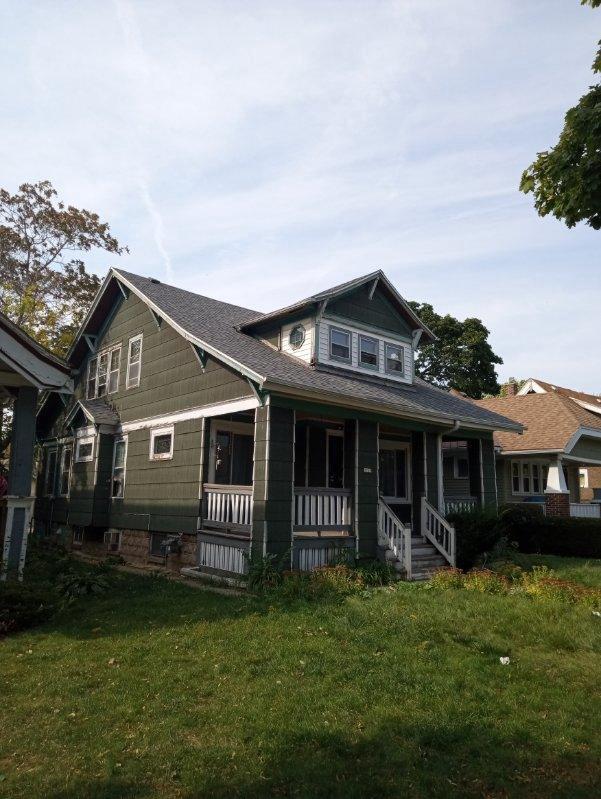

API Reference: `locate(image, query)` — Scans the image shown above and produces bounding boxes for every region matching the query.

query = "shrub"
[0,583,55,635]
[271,560,394,602]
[499,505,601,559]
[57,570,110,602]
[245,551,289,593]
[446,508,503,569]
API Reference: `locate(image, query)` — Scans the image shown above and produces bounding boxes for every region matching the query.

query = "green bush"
[58,570,110,602]
[499,504,601,559]
[446,508,503,569]
[0,582,55,635]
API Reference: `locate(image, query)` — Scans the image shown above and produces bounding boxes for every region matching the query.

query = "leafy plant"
[0,583,55,635]
[57,569,110,602]
[245,550,290,593]
[446,507,503,569]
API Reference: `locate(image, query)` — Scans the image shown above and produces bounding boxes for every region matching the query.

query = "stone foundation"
[119,529,197,572]
[545,492,570,518]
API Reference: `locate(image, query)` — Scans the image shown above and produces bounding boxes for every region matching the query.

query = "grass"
[1,557,600,798]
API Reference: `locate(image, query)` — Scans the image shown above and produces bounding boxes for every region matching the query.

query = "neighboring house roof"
[100,268,520,432]
[0,310,73,393]
[518,378,601,416]
[475,393,601,453]
[237,269,437,344]
[65,399,120,428]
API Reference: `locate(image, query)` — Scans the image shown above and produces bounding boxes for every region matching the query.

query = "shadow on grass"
[43,718,600,799]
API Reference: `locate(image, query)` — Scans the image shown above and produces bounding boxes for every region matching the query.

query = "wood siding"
[280,317,314,364]
[327,283,414,337]
[355,420,378,556]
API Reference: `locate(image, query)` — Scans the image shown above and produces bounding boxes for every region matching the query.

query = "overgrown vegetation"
[1,557,600,798]
[500,504,601,559]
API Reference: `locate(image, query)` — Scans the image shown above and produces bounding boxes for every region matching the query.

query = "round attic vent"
[289,324,306,350]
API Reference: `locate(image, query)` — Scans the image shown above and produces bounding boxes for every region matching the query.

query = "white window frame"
[378,439,412,503]
[329,326,351,363]
[384,342,405,377]
[126,334,143,389]
[358,334,379,371]
[111,436,128,499]
[453,454,469,479]
[149,425,174,461]
[76,435,95,463]
[86,344,121,399]
[579,468,589,489]
[511,460,548,496]
[58,445,73,497]
[44,448,58,497]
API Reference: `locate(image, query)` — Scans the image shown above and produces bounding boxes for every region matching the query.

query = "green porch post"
[411,431,441,533]
[251,402,295,562]
[355,420,378,557]
[1,386,38,581]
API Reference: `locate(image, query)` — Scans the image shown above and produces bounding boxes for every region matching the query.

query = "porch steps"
[410,537,448,581]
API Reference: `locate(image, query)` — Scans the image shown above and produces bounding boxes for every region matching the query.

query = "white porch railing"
[378,499,412,578]
[203,484,253,532]
[293,488,352,531]
[445,497,478,515]
[570,502,601,519]
[421,497,456,567]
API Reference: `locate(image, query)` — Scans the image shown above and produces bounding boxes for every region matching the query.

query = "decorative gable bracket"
[191,343,208,372]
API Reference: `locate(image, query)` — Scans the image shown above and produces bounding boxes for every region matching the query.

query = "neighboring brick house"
[34,268,520,580]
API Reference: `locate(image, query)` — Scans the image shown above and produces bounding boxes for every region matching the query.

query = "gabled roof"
[96,268,519,432]
[518,378,601,416]
[237,269,437,343]
[65,398,120,428]
[475,392,601,453]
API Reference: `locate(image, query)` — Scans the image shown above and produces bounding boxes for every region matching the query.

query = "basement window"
[150,426,174,461]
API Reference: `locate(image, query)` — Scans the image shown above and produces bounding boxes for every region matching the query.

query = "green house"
[34,269,520,580]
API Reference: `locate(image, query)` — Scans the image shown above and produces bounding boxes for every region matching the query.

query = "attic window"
[329,328,350,362]
[385,343,404,375]
[359,335,378,369]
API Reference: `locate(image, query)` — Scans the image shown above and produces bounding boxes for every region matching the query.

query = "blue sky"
[1,0,599,390]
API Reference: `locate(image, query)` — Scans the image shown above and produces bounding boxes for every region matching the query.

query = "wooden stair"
[409,536,448,581]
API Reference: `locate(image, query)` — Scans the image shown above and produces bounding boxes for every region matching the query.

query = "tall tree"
[0,181,126,355]
[409,301,503,399]
[520,1,601,229]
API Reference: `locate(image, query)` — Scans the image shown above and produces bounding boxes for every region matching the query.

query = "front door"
[379,440,411,523]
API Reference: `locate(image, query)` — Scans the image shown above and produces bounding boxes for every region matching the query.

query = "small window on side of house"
[59,446,73,496]
[329,328,351,362]
[97,351,109,397]
[76,436,95,463]
[359,335,378,369]
[385,343,404,375]
[108,347,121,393]
[150,426,174,461]
[87,357,98,400]
[150,532,168,557]
[126,334,143,389]
[112,438,127,498]
[45,449,58,496]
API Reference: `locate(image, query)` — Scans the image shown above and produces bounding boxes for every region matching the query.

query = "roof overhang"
[0,321,73,394]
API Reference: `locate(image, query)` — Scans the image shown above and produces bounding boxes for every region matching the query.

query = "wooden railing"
[377,499,411,578]
[421,497,456,566]
[570,502,601,519]
[293,488,352,531]
[203,484,253,533]
[444,497,478,515]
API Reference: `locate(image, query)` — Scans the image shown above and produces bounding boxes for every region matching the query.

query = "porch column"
[467,437,497,509]
[411,431,440,533]
[251,403,295,562]
[545,457,570,517]
[1,386,38,581]
[355,420,378,557]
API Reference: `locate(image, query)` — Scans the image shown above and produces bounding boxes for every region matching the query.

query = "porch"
[193,402,497,579]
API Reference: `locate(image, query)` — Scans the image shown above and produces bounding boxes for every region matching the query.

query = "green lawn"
[1,558,600,799]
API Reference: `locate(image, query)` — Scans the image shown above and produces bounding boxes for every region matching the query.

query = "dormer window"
[329,328,351,362]
[385,343,404,376]
[359,335,378,369]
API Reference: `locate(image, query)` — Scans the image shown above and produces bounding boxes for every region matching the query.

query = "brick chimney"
[503,381,518,396]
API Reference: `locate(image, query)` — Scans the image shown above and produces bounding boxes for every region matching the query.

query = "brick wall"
[545,492,570,517]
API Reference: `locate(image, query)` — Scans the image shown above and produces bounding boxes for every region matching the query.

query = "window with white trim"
[45,449,58,496]
[359,334,378,369]
[76,436,95,463]
[126,334,143,389]
[329,328,351,362]
[150,426,174,461]
[111,437,128,498]
[385,342,404,376]
[511,460,548,495]
[87,345,121,399]
[58,446,73,497]
[579,468,589,489]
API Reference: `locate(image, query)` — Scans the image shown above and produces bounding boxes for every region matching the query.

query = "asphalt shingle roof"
[112,268,521,432]
[80,399,120,427]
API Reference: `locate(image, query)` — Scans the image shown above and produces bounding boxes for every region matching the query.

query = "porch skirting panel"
[197,532,250,576]
[292,536,355,572]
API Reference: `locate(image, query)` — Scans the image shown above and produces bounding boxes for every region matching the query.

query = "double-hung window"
[150,426,174,461]
[359,335,378,369]
[511,461,548,495]
[126,334,143,389]
[45,449,58,496]
[329,328,351,362]
[87,345,121,399]
[385,343,404,376]
[76,435,95,463]
[108,348,121,393]
[111,437,128,498]
[58,446,73,497]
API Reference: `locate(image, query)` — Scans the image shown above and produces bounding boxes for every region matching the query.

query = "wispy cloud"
[0,0,599,389]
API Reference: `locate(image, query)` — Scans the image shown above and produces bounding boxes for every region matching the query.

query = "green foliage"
[521,4,601,229]
[271,560,394,602]
[408,301,502,398]
[0,180,126,355]
[499,504,601,559]
[0,582,55,635]
[245,550,290,592]
[446,507,504,569]
[57,570,110,602]
[430,564,601,609]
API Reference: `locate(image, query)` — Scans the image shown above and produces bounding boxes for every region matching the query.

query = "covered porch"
[193,398,498,579]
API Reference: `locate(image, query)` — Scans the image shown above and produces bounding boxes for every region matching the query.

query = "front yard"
[1,556,600,798]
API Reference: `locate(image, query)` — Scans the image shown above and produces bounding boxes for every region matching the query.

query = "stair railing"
[377,499,412,580]
[421,497,456,567]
